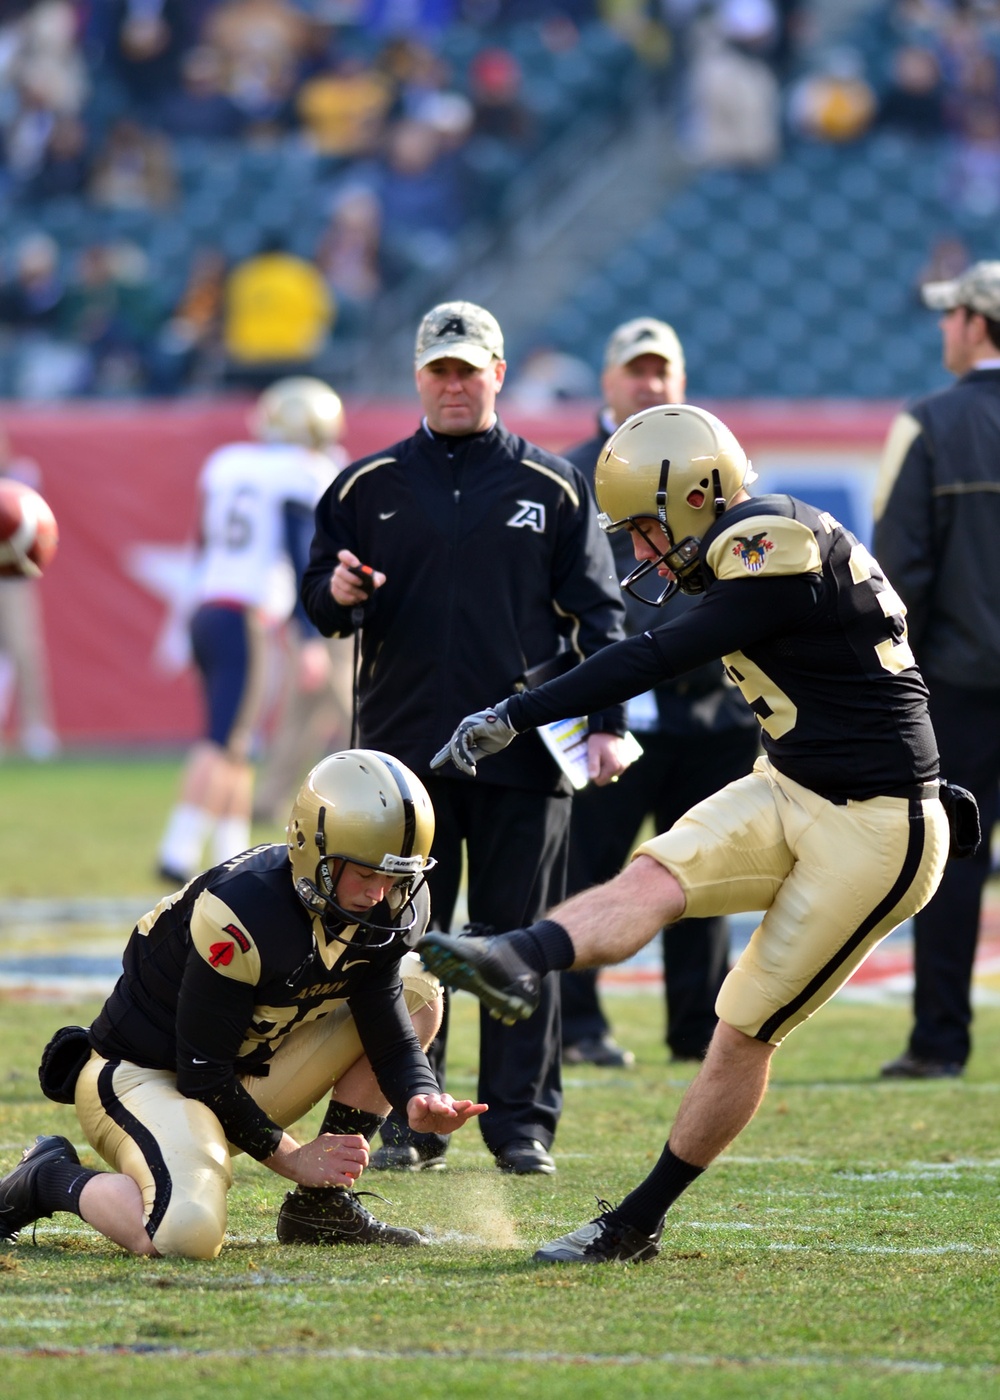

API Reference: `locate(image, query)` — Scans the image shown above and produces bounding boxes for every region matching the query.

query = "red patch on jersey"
[209,941,235,967]
[222,923,251,953]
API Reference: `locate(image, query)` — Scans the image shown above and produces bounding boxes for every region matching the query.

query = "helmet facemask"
[606,466,728,604]
[292,802,434,949]
[596,406,755,607]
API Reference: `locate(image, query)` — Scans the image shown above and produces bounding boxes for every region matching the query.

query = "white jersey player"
[158,378,345,885]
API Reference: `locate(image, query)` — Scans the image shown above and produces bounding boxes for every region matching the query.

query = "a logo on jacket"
[507,500,546,534]
[732,532,774,573]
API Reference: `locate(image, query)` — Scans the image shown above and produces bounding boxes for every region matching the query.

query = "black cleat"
[416,930,541,1024]
[533,1199,661,1265]
[275,1186,428,1247]
[0,1135,80,1241]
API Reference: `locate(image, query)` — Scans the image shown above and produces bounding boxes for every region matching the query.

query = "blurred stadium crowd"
[0,0,999,400]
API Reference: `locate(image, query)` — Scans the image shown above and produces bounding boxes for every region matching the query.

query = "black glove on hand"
[430,699,517,777]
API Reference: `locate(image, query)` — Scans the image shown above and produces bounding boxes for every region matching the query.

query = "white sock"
[159,804,212,878]
[211,816,251,866]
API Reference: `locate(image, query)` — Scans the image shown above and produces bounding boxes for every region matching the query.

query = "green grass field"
[1,759,998,1397]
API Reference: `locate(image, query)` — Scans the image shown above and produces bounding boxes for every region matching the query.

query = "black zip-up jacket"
[873,367,1000,690]
[301,418,627,793]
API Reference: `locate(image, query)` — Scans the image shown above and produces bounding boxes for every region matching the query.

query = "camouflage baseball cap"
[414,301,504,370]
[604,316,685,371]
[922,261,1000,319]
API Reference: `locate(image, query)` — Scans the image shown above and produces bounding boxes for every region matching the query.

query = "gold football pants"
[635,757,949,1044]
[74,953,440,1259]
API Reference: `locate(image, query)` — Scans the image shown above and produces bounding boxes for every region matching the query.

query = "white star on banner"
[123,542,198,675]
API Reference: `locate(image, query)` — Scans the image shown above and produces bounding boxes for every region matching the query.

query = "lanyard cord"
[350,605,364,747]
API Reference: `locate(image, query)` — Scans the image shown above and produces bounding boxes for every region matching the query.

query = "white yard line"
[0,1342,993,1377]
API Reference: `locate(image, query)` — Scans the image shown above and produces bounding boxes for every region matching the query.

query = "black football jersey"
[699,495,937,797]
[508,495,938,800]
[89,844,437,1158]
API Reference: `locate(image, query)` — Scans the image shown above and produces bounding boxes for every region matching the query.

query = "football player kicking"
[0,751,485,1259]
[419,404,959,1265]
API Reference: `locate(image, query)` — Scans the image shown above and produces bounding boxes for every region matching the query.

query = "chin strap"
[711,468,726,517]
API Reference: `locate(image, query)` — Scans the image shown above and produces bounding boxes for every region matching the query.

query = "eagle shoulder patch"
[707,514,822,581]
[730,531,774,573]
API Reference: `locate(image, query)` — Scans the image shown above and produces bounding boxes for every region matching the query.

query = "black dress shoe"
[563,1034,635,1068]
[880,1050,964,1079]
[495,1139,556,1175]
[369,1142,448,1172]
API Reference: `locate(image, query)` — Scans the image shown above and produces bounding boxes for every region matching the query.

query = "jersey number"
[722,652,796,739]
[848,543,915,674]
[722,544,915,739]
[223,488,258,550]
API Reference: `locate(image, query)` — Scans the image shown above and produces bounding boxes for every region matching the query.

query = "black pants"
[908,678,1000,1066]
[561,725,760,1060]
[383,777,570,1154]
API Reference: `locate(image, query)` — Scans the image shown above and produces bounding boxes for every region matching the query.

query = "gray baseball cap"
[414,301,504,369]
[603,316,685,371]
[922,261,1000,319]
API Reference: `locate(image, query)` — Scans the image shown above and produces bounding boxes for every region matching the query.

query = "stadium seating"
[0,16,645,395]
[534,126,995,399]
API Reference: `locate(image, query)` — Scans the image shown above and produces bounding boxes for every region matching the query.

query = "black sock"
[320,1100,385,1143]
[35,1156,103,1218]
[612,1142,704,1238]
[507,919,576,974]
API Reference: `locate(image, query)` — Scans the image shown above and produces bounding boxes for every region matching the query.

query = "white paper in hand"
[537,720,643,790]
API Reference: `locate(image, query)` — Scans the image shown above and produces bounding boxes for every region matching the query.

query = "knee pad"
[401,950,441,1013]
[151,1198,226,1260]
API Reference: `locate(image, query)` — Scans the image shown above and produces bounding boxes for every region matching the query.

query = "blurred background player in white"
[157,376,344,885]
[0,426,60,760]
[252,394,353,825]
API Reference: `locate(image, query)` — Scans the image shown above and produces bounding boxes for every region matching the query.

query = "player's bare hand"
[587,732,632,787]
[406,1093,488,1137]
[330,548,385,607]
[265,1130,370,1187]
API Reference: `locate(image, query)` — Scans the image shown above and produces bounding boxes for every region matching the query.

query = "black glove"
[430,699,517,777]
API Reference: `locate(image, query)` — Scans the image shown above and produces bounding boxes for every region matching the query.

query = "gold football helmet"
[252,376,345,449]
[287,749,436,946]
[595,404,756,603]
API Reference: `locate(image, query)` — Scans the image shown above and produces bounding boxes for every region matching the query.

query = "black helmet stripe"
[380,755,416,856]
[656,457,670,523]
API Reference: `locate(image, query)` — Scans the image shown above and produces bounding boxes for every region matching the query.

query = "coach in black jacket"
[874,260,1000,1080]
[302,300,629,1173]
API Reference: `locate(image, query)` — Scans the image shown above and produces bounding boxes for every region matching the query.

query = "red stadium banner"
[0,397,899,746]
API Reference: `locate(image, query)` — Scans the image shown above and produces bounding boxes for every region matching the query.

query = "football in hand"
[0,478,59,577]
